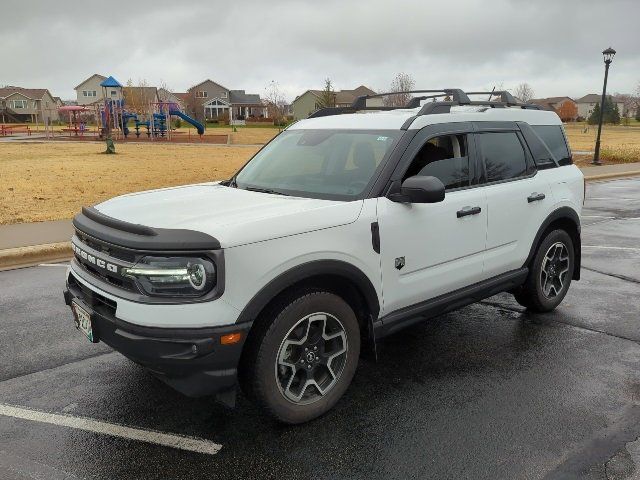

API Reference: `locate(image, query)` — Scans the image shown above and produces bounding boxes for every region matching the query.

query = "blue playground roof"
[100,76,123,88]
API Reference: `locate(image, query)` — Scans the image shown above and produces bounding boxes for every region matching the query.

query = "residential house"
[0,86,59,123]
[185,79,266,122]
[292,85,382,120]
[575,94,626,120]
[529,97,578,121]
[75,74,109,105]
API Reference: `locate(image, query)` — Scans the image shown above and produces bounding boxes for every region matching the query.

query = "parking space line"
[38,263,69,267]
[583,245,640,252]
[0,404,222,455]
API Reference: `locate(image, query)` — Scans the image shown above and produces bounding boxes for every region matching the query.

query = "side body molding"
[236,260,380,325]
[523,206,581,280]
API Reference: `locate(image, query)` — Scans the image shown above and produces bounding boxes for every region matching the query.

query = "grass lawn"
[0,142,258,225]
[564,123,640,164]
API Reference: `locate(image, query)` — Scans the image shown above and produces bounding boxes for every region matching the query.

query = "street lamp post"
[592,47,616,166]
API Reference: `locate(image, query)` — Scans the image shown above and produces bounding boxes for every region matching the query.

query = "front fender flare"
[235,259,381,325]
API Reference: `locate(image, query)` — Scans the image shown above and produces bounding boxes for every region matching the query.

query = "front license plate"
[72,301,96,343]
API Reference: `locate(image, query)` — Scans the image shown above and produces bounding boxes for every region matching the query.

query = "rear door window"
[476,132,528,182]
[532,125,572,165]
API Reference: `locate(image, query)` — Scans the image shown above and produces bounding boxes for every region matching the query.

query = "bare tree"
[123,78,152,114]
[317,78,335,109]
[513,83,535,103]
[613,92,635,118]
[385,72,415,107]
[264,80,288,126]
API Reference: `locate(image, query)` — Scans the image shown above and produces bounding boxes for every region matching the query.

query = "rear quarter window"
[532,125,572,166]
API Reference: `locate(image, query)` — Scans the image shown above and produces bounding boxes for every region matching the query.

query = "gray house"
[575,94,627,119]
[0,86,59,123]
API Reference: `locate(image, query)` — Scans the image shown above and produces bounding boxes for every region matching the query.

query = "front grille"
[73,230,138,292]
[68,273,117,317]
[75,230,137,262]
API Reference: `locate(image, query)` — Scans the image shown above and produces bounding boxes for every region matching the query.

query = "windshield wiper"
[243,186,289,196]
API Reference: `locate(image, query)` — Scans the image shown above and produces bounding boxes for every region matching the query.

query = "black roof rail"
[351,88,471,110]
[466,91,519,106]
[306,88,542,119]
[308,105,400,118]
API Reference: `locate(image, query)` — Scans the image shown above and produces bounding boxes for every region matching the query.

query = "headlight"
[122,256,216,297]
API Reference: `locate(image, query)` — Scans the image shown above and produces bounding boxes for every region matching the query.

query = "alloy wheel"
[540,241,570,298]
[275,312,348,405]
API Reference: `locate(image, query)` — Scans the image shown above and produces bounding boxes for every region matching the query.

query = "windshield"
[234,129,402,200]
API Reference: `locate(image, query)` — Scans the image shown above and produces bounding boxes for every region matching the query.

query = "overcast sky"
[2,0,638,102]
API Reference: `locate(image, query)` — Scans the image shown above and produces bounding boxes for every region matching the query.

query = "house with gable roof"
[0,86,59,123]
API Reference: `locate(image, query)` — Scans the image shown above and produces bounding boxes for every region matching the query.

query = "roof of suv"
[288,106,562,131]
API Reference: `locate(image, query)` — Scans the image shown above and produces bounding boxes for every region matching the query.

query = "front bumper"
[64,273,252,399]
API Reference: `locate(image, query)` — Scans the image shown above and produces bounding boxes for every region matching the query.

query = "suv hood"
[94,183,363,248]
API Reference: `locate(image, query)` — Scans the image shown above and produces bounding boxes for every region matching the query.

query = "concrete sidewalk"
[0,161,639,256]
[579,161,640,178]
[0,219,74,250]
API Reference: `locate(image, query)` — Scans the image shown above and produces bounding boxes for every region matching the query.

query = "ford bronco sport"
[64,89,584,424]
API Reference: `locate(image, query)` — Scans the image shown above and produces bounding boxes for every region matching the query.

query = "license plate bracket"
[71,300,98,343]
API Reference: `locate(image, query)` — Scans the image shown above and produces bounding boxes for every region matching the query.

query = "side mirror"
[389,176,445,203]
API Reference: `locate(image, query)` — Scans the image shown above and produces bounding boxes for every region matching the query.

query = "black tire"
[240,290,360,424]
[514,229,575,312]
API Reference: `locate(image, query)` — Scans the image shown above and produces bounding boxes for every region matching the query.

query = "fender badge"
[395,257,405,270]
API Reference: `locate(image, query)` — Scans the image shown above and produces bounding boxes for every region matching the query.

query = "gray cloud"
[1,0,638,101]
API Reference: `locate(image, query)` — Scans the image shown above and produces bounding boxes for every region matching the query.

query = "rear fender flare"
[523,206,581,280]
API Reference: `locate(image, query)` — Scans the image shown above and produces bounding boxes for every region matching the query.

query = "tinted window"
[477,132,527,182]
[532,125,572,165]
[404,134,470,190]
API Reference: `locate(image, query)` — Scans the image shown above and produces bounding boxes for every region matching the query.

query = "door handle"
[527,192,546,203]
[456,206,482,218]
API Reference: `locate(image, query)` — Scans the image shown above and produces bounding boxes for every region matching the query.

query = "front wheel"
[241,291,360,424]
[514,229,575,312]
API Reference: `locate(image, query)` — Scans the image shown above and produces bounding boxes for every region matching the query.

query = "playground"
[39,76,221,144]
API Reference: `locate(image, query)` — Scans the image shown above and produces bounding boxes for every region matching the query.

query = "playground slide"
[169,109,205,135]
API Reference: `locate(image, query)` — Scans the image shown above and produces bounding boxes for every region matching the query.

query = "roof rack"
[306,88,541,119]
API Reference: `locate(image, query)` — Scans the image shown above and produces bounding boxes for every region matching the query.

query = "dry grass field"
[0,142,258,225]
[564,124,640,164]
[1,123,639,226]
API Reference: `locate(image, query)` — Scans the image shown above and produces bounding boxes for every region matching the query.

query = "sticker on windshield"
[377,136,388,141]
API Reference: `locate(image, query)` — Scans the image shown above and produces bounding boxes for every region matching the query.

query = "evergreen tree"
[587,103,600,125]
[587,96,621,125]
[612,102,621,124]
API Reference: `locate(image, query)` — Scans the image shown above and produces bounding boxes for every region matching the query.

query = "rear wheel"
[241,291,360,424]
[514,229,574,312]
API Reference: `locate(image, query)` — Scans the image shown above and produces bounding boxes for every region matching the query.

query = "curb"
[583,170,640,182]
[0,242,72,271]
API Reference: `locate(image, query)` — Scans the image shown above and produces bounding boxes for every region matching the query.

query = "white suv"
[64,89,584,423]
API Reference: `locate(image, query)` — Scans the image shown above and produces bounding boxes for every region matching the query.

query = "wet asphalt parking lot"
[1,177,639,480]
